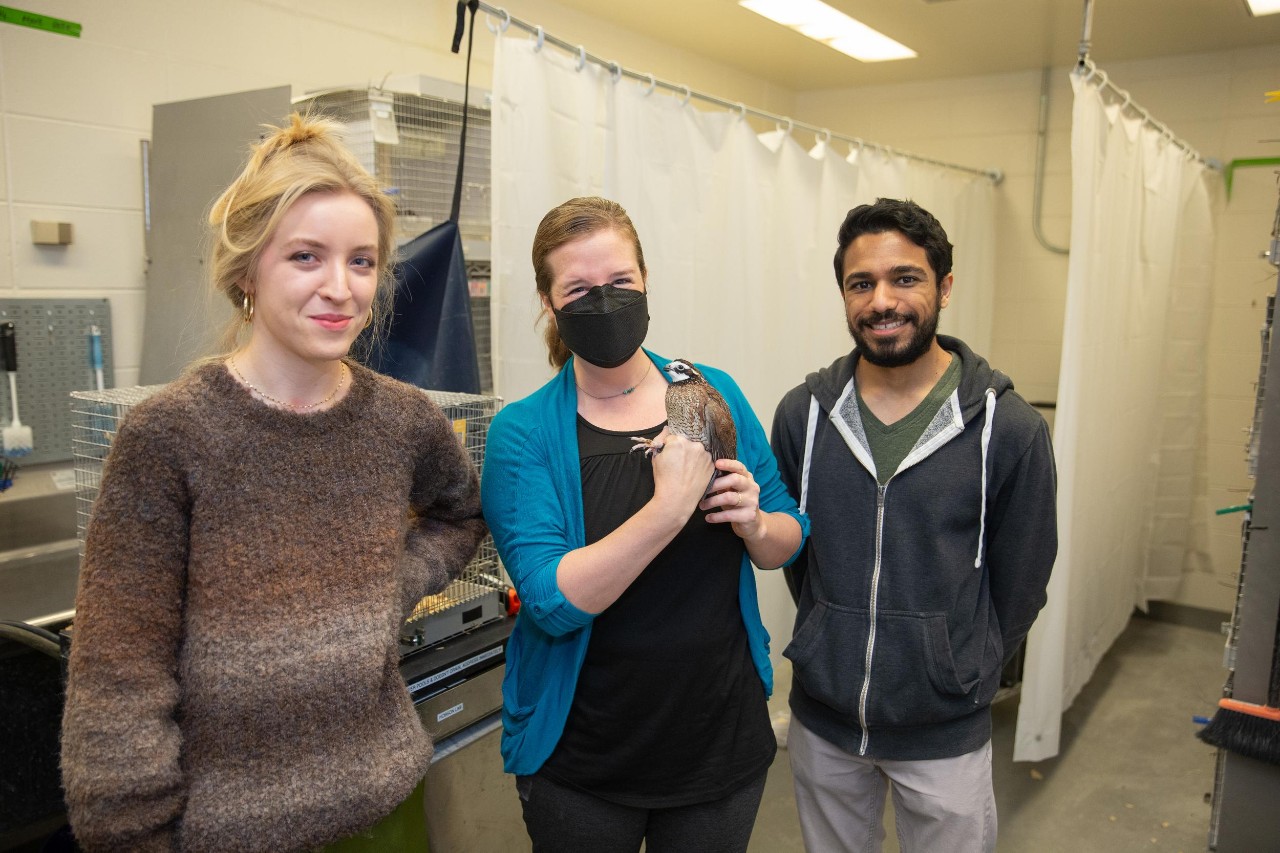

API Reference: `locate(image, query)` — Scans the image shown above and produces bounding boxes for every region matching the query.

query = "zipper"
[856,482,887,755]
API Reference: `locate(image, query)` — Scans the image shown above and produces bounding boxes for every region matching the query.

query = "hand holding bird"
[647,427,718,516]
[622,358,772,545]
[632,358,736,491]
[700,457,769,541]
[629,358,763,536]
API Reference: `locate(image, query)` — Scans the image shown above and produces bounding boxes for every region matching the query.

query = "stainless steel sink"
[0,490,78,552]
[0,489,80,626]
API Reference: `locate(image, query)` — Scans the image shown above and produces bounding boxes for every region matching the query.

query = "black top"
[537,417,775,806]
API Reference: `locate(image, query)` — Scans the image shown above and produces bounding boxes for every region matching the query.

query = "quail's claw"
[630,437,663,458]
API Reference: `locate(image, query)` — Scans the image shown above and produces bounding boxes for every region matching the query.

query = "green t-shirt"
[857,354,962,485]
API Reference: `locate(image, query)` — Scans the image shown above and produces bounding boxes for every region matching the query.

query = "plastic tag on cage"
[369,93,399,145]
[453,418,466,441]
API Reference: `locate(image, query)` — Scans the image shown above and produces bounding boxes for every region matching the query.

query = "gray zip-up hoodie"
[771,335,1056,761]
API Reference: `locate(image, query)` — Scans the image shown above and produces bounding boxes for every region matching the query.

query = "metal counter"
[424,713,530,851]
[401,616,529,851]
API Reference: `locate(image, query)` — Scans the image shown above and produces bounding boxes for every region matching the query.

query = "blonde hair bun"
[205,112,396,354]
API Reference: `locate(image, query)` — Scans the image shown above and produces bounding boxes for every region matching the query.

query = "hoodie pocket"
[783,599,870,718]
[785,603,981,727]
[868,610,980,727]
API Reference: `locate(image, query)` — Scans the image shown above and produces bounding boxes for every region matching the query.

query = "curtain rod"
[1074,58,1218,170]
[474,2,1003,185]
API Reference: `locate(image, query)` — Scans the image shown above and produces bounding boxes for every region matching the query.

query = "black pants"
[516,770,768,853]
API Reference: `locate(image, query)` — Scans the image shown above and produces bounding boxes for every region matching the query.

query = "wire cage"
[297,86,491,250]
[70,385,505,646]
[296,84,494,394]
[402,390,507,645]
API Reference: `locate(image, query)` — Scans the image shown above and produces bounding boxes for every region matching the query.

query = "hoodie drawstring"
[800,395,820,514]
[806,384,997,569]
[975,388,997,568]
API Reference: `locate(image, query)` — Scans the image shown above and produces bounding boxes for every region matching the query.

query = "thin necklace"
[228,357,348,412]
[576,359,652,400]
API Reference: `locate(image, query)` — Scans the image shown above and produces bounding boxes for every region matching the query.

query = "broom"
[1198,596,1280,766]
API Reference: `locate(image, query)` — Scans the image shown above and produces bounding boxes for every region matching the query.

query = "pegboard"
[0,299,114,466]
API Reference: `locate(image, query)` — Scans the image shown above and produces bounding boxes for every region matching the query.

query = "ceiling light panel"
[739,0,918,62]
[1245,0,1280,15]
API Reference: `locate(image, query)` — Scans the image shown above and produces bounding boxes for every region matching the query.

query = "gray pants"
[788,717,997,853]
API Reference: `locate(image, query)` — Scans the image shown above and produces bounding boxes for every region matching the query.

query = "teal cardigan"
[481,349,809,776]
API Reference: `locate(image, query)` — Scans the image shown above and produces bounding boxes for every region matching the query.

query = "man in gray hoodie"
[771,198,1057,853]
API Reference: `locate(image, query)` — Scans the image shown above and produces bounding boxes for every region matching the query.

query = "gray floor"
[749,612,1226,853]
[9,612,1223,852]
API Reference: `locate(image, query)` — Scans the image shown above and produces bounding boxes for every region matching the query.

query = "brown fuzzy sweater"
[61,361,487,853]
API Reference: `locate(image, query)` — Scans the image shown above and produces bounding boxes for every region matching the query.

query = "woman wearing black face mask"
[481,197,807,853]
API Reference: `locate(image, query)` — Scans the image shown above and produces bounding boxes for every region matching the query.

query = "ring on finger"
[733,492,742,507]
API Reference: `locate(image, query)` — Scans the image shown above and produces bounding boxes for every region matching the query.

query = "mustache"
[859,309,917,327]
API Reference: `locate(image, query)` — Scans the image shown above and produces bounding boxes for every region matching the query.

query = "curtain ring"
[1119,91,1132,111]
[532,25,545,52]
[609,61,622,83]
[643,73,657,96]
[820,129,832,143]
[736,102,747,120]
[780,117,794,135]
[680,85,692,107]
[575,45,587,72]
[485,8,511,34]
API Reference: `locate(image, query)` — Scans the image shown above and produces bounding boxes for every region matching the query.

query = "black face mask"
[552,285,650,368]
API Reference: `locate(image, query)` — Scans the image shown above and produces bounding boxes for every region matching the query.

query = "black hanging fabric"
[363,0,482,394]
[367,221,481,393]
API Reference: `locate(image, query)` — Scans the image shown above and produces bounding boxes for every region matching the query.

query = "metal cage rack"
[296,86,491,253]
[295,85,495,395]
[70,384,506,648]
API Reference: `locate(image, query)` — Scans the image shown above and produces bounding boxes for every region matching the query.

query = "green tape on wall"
[0,5,82,37]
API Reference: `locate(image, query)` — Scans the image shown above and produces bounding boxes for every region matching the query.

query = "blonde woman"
[60,114,486,852]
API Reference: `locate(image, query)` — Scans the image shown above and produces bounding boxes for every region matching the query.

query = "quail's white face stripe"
[662,359,696,382]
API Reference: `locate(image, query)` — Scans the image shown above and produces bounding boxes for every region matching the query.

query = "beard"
[847,302,940,368]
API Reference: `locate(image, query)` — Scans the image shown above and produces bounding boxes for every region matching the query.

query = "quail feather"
[631,359,736,493]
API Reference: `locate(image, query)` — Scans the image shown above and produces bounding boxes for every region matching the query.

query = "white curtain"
[1014,72,1217,762]
[490,34,997,410]
[490,33,997,682]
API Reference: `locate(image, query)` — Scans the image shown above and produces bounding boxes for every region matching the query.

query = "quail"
[632,359,736,492]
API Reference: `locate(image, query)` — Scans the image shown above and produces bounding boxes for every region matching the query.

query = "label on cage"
[453,418,466,441]
[437,702,465,723]
[406,645,503,694]
[51,469,77,490]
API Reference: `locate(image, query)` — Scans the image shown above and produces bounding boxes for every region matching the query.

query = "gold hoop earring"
[363,310,374,330]
[241,291,254,324]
